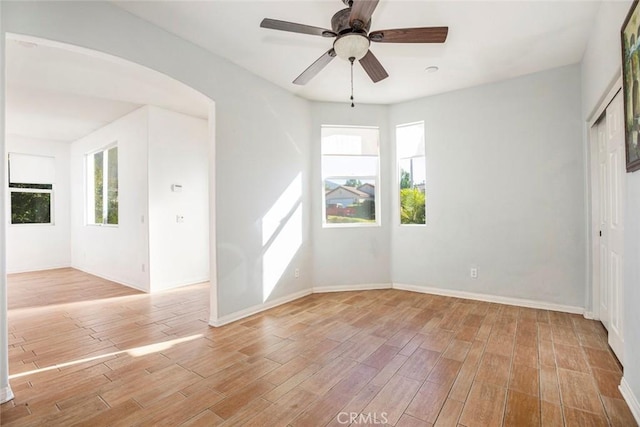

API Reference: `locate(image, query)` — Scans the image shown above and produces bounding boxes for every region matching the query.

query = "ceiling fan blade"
[293,49,337,85]
[369,27,449,43]
[260,18,336,37]
[359,50,388,83]
[349,0,379,29]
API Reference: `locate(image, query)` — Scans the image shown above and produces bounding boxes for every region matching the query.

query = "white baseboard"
[313,283,391,293]
[620,377,640,425]
[209,289,313,327]
[0,386,14,404]
[209,284,390,327]
[151,277,209,293]
[392,283,584,314]
[209,282,587,328]
[583,311,596,320]
[7,264,71,275]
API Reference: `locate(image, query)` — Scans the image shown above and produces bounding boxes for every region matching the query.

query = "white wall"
[624,173,640,411]
[390,65,585,308]
[582,0,640,417]
[6,136,71,273]
[70,107,150,291]
[0,0,13,405]
[216,89,312,316]
[147,106,209,291]
[310,103,391,287]
[581,1,633,119]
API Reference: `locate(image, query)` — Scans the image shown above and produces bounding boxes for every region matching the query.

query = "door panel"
[597,118,610,328]
[605,91,625,363]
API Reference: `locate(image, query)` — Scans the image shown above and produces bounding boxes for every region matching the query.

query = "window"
[8,153,55,225]
[321,126,380,226]
[10,184,53,224]
[397,122,426,225]
[87,145,118,225]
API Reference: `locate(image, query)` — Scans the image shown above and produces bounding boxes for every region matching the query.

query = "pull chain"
[349,57,355,108]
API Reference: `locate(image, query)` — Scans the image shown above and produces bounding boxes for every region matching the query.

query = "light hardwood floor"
[0,268,636,426]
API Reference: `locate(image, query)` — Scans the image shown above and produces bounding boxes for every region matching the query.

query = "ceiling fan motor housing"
[331,8,371,34]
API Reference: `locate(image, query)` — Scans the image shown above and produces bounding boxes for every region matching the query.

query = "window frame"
[321,125,381,228]
[396,121,427,227]
[86,143,119,227]
[8,184,55,226]
[7,153,55,226]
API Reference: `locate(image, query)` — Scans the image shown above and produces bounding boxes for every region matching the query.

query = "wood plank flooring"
[0,268,636,426]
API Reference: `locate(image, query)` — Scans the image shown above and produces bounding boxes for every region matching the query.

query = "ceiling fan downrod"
[349,56,355,108]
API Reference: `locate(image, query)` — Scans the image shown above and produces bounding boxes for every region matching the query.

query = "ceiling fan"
[260,0,448,86]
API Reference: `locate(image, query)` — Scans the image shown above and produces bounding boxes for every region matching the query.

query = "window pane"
[322,155,378,178]
[11,191,51,224]
[322,126,380,227]
[397,123,426,225]
[107,147,118,225]
[396,125,425,159]
[324,178,376,224]
[8,153,55,185]
[321,127,379,155]
[94,151,104,224]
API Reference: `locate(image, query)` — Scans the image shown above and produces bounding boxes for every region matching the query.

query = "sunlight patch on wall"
[261,173,303,302]
[262,173,302,246]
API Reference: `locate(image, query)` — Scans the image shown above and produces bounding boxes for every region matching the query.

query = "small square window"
[9,184,53,225]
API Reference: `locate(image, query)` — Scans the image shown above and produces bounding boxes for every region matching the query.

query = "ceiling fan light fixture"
[333,33,370,61]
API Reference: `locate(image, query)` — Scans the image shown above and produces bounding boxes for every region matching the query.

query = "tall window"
[397,122,426,225]
[321,126,380,226]
[8,153,55,225]
[87,145,118,225]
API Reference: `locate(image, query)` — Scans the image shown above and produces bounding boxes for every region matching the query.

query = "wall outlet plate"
[470,267,478,278]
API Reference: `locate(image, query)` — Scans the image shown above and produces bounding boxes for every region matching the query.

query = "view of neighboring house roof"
[325,180,340,191]
[358,183,375,196]
[325,185,373,199]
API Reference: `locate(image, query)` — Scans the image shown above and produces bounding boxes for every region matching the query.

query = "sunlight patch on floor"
[8,334,203,380]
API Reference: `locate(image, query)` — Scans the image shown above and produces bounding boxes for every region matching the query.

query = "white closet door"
[597,116,610,330]
[604,91,625,363]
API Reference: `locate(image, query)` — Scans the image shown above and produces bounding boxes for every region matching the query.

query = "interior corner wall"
[70,107,150,292]
[6,136,71,273]
[309,102,391,287]
[147,106,209,292]
[389,64,586,308]
[581,0,640,414]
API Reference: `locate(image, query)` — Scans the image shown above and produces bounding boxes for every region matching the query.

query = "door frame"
[587,75,622,322]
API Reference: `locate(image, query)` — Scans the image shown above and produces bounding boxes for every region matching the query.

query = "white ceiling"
[6,38,211,142]
[114,0,602,105]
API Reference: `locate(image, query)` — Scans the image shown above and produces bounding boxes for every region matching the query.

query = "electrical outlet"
[176,215,185,223]
[470,267,478,279]
[294,268,300,278]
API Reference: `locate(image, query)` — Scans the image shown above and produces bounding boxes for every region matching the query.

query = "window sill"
[322,222,381,229]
